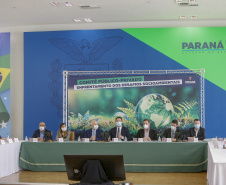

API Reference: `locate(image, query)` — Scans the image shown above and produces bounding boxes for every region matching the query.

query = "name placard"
[112,138,118,142]
[32,138,38,142]
[58,138,64,142]
[133,138,138,142]
[138,138,143,142]
[194,138,198,142]
[188,137,194,142]
[14,138,19,142]
[8,139,13,143]
[218,138,223,142]
[84,138,89,142]
[0,140,5,145]
[166,138,172,142]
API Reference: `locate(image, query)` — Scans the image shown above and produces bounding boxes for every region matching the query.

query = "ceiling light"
[179,16,187,19]
[80,5,101,9]
[175,0,183,3]
[84,18,92,22]
[73,19,82,23]
[50,2,61,7]
[62,2,73,6]
[190,15,198,19]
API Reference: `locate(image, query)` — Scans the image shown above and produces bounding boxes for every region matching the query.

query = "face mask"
[39,126,45,131]
[116,122,122,127]
[171,126,176,131]
[94,125,99,130]
[61,127,67,132]
[195,124,200,129]
[144,124,149,130]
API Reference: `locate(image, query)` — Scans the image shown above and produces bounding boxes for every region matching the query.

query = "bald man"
[84,120,103,141]
[32,122,52,141]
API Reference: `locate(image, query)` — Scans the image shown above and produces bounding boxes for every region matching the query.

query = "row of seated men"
[31,117,206,142]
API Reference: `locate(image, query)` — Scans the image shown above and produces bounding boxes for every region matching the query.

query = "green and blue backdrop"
[24,27,226,138]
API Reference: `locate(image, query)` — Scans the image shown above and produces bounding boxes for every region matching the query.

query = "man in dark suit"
[187,119,206,140]
[108,116,132,141]
[136,119,157,141]
[84,120,103,141]
[162,119,183,141]
[32,122,52,141]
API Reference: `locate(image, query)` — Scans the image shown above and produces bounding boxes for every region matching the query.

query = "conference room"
[1,0,226,185]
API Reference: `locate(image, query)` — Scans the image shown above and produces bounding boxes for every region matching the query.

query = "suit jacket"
[32,129,51,139]
[109,126,132,141]
[84,128,103,141]
[136,129,157,140]
[187,127,206,140]
[162,128,184,141]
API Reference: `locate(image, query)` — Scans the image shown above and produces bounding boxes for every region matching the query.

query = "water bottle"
[25,136,28,141]
[78,136,81,141]
[124,136,127,142]
[158,136,161,142]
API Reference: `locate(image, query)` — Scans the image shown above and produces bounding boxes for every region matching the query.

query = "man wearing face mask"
[108,116,132,141]
[84,120,103,141]
[187,119,206,140]
[162,119,184,142]
[136,119,157,141]
[32,122,52,141]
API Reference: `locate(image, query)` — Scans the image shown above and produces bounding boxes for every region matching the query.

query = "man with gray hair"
[84,120,103,141]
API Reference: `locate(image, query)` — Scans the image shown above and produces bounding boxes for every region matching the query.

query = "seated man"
[84,120,103,141]
[32,122,52,141]
[162,119,183,142]
[136,119,157,141]
[187,119,206,140]
[108,116,132,141]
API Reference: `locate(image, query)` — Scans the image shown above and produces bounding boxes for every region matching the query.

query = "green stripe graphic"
[123,27,226,91]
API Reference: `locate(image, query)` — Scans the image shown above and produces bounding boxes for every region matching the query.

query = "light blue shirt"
[40,130,45,138]
[92,129,96,138]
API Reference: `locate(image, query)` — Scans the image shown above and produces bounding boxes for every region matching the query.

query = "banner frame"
[63,69,205,128]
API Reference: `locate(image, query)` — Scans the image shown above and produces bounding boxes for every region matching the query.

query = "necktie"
[117,127,120,138]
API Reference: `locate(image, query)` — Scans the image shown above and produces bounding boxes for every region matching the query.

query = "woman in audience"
[55,123,71,141]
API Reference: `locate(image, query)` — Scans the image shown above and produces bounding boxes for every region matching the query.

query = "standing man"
[136,119,157,141]
[187,119,206,140]
[84,120,103,141]
[162,119,183,141]
[32,122,52,141]
[108,116,132,141]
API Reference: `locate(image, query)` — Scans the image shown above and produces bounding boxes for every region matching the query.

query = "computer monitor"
[64,155,126,181]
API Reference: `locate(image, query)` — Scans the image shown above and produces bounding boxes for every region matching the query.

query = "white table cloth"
[0,141,21,178]
[207,142,226,185]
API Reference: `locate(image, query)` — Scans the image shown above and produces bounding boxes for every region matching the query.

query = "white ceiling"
[0,0,226,28]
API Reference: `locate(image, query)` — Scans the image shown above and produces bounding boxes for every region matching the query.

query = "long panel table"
[207,142,226,185]
[19,141,207,172]
[0,141,21,178]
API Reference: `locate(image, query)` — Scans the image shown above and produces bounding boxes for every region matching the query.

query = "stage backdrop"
[67,73,200,138]
[0,33,10,138]
[24,27,226,138]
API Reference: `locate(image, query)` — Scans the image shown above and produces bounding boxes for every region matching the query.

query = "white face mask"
[116,122,122,127]
[171,126,176,131]
[61,127,67,132]
[195,124,200,129]
[144,124,149,130]
[93,125,99,130]
[39,126,45,131]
